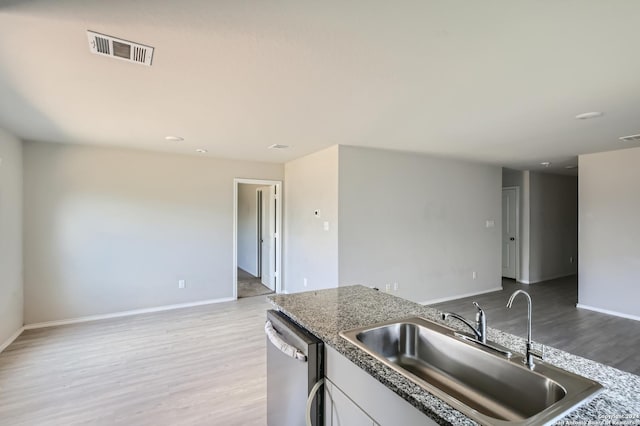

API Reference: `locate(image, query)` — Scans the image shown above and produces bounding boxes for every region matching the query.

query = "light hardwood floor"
[0,296,272,426]
[2,277,639,425]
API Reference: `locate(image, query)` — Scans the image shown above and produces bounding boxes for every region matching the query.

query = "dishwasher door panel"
[266,310,323,426]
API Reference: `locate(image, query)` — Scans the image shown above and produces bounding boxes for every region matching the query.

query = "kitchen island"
[268,285,640,425]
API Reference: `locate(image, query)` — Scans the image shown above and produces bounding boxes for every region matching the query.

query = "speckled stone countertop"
[268,285,640,426]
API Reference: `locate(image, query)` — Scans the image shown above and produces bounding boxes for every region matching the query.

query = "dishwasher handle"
[265,320,308,362]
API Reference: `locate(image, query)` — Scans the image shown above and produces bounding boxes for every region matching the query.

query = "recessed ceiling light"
[268,144,289,149]
[540,162,551,167]
[165,136,184,142]
[195,148,208,154]
[575,112,604,120]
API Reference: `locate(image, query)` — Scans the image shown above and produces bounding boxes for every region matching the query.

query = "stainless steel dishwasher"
[266,310,323,426]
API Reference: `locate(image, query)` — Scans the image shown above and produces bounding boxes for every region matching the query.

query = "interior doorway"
[502,186,519,280]
[233,179,282,299]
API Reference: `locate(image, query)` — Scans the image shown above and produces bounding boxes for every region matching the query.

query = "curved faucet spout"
[507,289,542,369]
[506,290,532,343]
[441,312,483,341]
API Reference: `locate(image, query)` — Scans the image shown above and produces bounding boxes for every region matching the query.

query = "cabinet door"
[324,379,375,426]
[325,346,437,426]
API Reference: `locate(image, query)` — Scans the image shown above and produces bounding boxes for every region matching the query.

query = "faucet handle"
[472,302,485,318]
[472,302,487,343]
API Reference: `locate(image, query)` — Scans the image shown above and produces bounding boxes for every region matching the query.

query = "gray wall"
[338,146,502,303]
[502,168,523,188]
[23,141,283,324]
[284,146,339,293]
[528,171,578,283]
[237,184,263,276]
[0,129,23,345]
[521,171,531,283]
[579,147,640,318]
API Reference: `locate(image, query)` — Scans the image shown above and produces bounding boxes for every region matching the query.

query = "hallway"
[237,268,273,299]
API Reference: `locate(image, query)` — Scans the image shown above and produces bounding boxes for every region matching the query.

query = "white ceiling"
[1,1,639,171]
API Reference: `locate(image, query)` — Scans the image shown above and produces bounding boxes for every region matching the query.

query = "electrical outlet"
[303,278,308,287]
[393,282,399,291]
[178,279,186,289]
[472,271,477,280]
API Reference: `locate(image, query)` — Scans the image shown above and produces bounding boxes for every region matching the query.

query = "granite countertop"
[268,285,640,426]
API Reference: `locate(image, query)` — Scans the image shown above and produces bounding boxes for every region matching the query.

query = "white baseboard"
[420,287,503,305]
[576,304,640,322]
[23,297,235,330]
[518,273,576,285]
[0,327,25,353]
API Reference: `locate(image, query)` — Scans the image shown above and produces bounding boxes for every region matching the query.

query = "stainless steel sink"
[340,317,603,425]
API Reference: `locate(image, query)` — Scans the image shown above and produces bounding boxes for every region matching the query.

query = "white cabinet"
[324,346,438,426]
[324,379,376,426]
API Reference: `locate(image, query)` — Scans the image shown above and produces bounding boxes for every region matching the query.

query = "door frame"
[502,186,520,281]
[233,178,282,299]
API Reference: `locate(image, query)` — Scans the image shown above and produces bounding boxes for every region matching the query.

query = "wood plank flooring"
[431,275,640,375]
[0,296,272,426]
[2,276,639,425]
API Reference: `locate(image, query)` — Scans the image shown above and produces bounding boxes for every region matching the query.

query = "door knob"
[510,237,515,241]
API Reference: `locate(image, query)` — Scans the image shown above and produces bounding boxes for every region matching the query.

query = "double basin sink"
[340,317,602,425]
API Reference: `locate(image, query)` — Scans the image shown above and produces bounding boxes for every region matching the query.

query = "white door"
[261,186,276,290]
[256,189,263,278]
[502,187,518,279]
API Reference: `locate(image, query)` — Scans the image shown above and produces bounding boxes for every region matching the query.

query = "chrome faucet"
[441,302,487,343]
[506,290,544,370]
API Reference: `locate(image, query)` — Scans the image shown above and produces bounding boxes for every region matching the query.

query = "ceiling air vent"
[87,31,154,66]
[619,134,640,143]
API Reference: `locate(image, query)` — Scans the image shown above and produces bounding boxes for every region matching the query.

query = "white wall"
[284,146,339,293]
[23,141,283,324]
[528,171,578,283]
[0,129,23,347]
[237,184,263,276]
[338,146,502,303]
[579,147,640,318]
